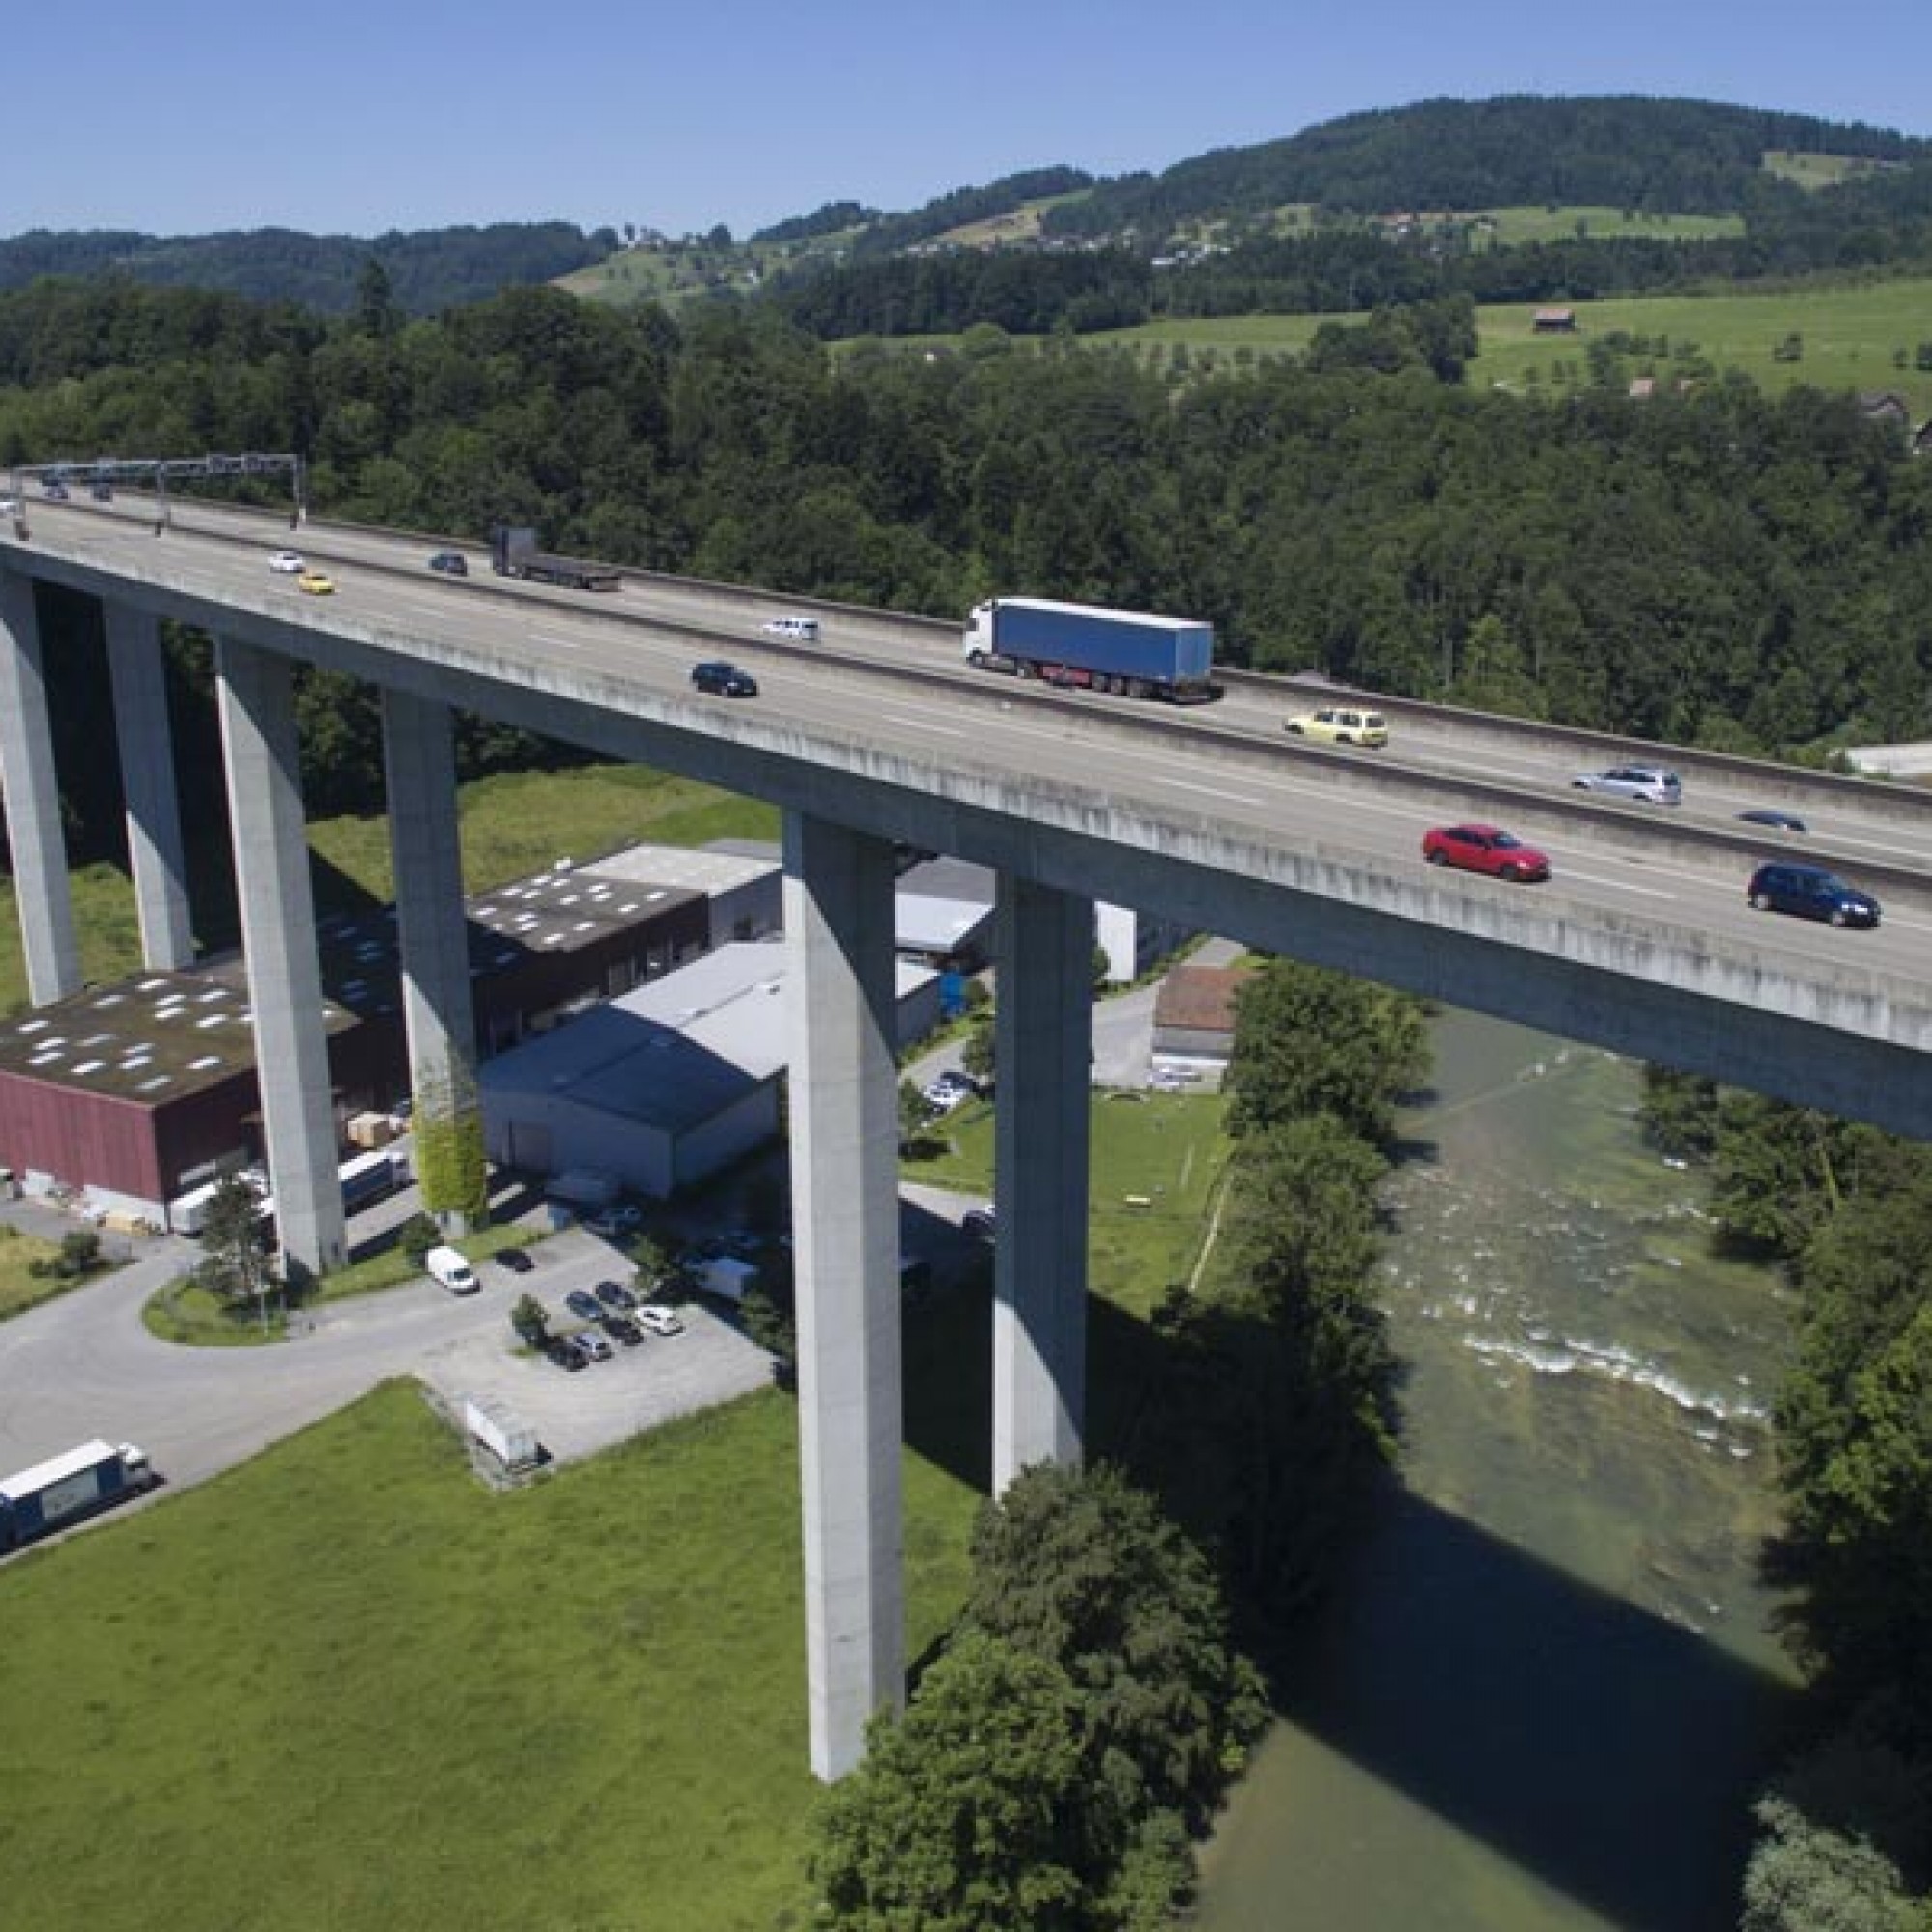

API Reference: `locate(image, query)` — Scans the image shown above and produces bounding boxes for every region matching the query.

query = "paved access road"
[0,1222,771,1510]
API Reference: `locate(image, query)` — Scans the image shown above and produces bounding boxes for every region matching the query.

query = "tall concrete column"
[0,570,81,1005]
[992,874,1093,1490]
[104,602,194,971]
[783,810,904,1781]
[382,687,482,1234]
[215,635,345,1283]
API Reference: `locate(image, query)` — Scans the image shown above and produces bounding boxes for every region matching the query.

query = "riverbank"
[1196,1008,1801,1930]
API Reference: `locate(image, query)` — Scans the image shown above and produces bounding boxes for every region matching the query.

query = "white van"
[426,1244,479,1295]
[761,614,820,641]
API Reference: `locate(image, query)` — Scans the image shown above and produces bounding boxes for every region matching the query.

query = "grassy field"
[0,1079,1236,1930]
[906,1088,1233,1319]
[0,1380,979,1931]
[1097,272,1932,419]
[0,1222,69,1321]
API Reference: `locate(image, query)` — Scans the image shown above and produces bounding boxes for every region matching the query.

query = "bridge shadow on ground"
[900,1283,1799,1929]
[1264,1481,1801,1930]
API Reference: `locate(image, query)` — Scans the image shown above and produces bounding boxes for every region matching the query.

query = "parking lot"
[412,1240,774,1465]
[0,1214,775,1511]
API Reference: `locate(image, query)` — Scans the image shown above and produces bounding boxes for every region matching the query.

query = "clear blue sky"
[9,0,1931,241]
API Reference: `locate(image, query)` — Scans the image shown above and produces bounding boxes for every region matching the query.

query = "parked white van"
[426,1244,479,1294]
[761,614,820,641]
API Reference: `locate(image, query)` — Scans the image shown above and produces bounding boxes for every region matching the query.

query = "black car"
[544,1337,586,1373]
[1747,862,1880,928]
[1738,809,1807,835]
[90,482,114,502]
[691,660,758,697]
[43,480,69,501]
[598,1312,645,1347]
[564,1287,605,1322]
[495,1246,535,1275]
[428,550,469,576]
[595,1278,639,1314]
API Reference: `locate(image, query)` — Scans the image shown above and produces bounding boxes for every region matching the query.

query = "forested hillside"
[767,97,1932,340]
[1045,96,1928,235]
[5,276,1931,867]
[0,222,613,315]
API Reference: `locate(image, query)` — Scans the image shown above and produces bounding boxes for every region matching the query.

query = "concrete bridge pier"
[104,602,195,971]
[783,810,904,1782]
[0,570,81,1005]
[214,635,345,1283]
[382,688,483,1234]
[992,874,1093,1491]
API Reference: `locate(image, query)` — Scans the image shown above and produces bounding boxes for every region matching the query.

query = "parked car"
[691,659,758,697]
[598,1313,644,1347]
[923,1074,974,1113]
[495,1246,535,1275]
[637,1303,685,1337]
[572,1330,614,1363]
[268,549,304,573]
[90,481,113,502]
[427,550,469,576]
[961,1205,997,1241]
[1738,809,1807,834]
[1747,862,1880,928]
[762,614,819,640]
[1422,823,1552,883]
[545,1337,586,1372]
[42,480,69,501]
[1283,704,1389,748]
[564,1288,604,1322]
[296,569,334,596]
[595,1278,639,1314]
[1571,764,1682,805]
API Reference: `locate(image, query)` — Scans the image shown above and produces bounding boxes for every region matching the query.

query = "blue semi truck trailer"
[961,597,1218,702]
[0,1439,155,1554]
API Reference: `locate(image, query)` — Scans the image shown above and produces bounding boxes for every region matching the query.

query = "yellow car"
[1284,704,1388,748]
[296,569,335,596]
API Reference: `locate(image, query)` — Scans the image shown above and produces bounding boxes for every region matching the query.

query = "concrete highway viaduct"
[4,494,1932,1778]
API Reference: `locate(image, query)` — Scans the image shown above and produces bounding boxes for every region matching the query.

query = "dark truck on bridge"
[0,1439,155,1554]
[488,526,622,592]
[961,596,1217,702]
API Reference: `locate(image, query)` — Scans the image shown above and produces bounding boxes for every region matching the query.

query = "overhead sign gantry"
[7,452,307,533]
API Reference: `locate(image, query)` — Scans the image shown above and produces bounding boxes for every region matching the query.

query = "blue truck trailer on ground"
[0,1439,154,1554]
[961,597,1218,702]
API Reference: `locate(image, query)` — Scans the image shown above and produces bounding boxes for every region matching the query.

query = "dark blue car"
[1747,862,1880,929]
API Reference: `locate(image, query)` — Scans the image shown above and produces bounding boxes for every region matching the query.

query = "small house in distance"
[1532,307,1577,334]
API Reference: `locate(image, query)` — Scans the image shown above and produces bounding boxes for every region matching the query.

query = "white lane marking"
[885,715,969,737]
[1163,778,1267,806]
[531,632,583,652]
[1554,867,1681,900]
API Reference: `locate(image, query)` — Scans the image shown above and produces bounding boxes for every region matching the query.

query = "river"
[1193,1008,1802,1931]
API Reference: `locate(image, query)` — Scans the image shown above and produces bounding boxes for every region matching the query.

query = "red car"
[1422,823,1551,883]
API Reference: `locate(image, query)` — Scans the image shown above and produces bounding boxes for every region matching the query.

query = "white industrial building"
[480,941,941,1198]
[567,841,781,949]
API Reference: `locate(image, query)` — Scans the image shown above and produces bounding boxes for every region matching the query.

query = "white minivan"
[426,1244,479,1294]
[762,614,820,641]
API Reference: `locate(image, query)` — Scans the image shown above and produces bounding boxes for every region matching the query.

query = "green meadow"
[0,1087,1236,1929]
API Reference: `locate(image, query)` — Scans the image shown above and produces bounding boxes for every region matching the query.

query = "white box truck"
[462,1397,540,1473]
[426,1244,479,1294]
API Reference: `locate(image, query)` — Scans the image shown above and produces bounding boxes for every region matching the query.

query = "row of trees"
[1641,1073,1932,1926]
[812,1463,1267,1927]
